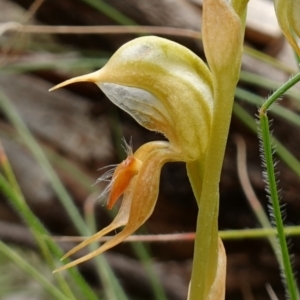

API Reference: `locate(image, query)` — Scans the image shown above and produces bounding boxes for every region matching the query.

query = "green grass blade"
[243,46,297,74]
[0,173,76,300]
[240,71,300,102]
[0,166,101,299]
[236,87,300,127]
[274,140,300,177]
[0,58,108,75]
[233,103,300,177]
[0,90,107,299]
[0,90,88,235]
[131,242,168,300]
[78,0,137,25]
[0,242,70,300]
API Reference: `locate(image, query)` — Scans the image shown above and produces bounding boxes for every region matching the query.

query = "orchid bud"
[202,0,248,83]
[274,0,300,56]
[50,36,214,272]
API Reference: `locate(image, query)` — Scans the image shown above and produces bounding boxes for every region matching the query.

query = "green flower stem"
[234,96,300,298]
[0,241,70,300]
[189,80,235,299]
[261,72,300,111]
[259,110,299,300]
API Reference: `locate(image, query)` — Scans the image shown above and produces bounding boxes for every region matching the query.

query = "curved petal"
[57,183,134,265]
[50,36,214,161]
[53,142,183,272]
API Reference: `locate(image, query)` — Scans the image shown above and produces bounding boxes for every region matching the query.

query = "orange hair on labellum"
[106,154,142,209]
[96,138,142,209]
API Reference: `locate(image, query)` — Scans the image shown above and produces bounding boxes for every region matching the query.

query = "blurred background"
[0,0,300,299]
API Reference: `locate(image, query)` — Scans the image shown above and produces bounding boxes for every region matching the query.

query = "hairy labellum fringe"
[94,137,134,206]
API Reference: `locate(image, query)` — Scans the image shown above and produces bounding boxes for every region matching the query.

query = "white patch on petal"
[99,83,172,134]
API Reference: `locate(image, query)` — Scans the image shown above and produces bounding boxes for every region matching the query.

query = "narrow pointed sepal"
[49,70,101,91]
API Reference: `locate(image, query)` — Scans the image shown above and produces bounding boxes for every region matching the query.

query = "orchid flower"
[50,1,249,299]
[50,36,214,273]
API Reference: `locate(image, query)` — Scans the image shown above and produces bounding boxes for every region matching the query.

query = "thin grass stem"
[0,90,89,235]
[131,242,168,300]
[0,173,76,300]
[0,90,103,300]
[78,0,136,25]
[235,88,300,127]
[0,241,70,300]
[239,71,300,102]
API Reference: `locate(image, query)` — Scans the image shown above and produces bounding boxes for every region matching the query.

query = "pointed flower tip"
[49,71,101,92]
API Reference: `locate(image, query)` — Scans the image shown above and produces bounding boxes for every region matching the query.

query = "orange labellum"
[107,155,142,209]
